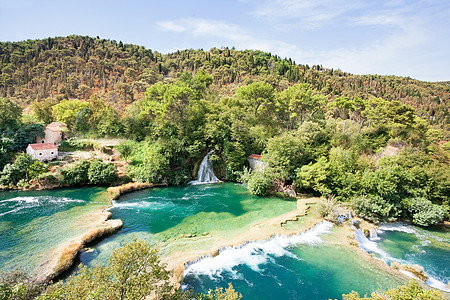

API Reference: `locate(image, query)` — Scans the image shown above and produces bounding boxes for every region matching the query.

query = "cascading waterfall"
[190,151,221,185]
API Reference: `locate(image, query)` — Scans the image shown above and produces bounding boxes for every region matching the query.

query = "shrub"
[247,170,273,196]
[0,270,45,300]
[343,280,444,300]
[352,195,401,224]
[403,197,445,226]
[59,160,90,185]
[87,159,118,185]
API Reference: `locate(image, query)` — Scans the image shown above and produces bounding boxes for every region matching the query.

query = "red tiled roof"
[248,154,262,160]
[28,143,57,150]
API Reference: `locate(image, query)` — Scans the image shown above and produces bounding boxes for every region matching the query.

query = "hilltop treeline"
[0,35,449,126]
[0,35,449,227]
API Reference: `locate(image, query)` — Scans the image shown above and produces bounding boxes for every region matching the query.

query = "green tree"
[0,153,33,185]
[296,156,331,196]
[31,98,55,124]
[0,98,22,131]
[59,160,90,185]
[343,280,444,300]
[130,142,169,183]
[247,169,273,196]
[37,240,178,300]
[236,82,275,117]
[263,132,311,180]
[52,99,89,128]
[278,83,326,129]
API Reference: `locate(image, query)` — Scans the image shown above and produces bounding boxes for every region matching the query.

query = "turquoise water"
[80,183,298,266]
[79,183,404,299]
[2,184,447,299]
[375,223,449,290]
[0,187,108,273]
[182,223,403,299]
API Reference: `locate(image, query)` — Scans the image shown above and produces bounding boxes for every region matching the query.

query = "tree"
[263,132,311,180]
[278,83,326,129]
[130,142,170,183]
[343,280,444,300]
[59,160,90,185]
[52,99,89,128]
[0,98,22,131]
[247,169,273,196]
[0,153,34,185]
[236,82,275,117]
[296,156,330,196]
[37,240,177,300]
[31,98,55,124]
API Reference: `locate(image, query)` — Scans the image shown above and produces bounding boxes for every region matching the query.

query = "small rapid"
[184,221,334,279]
[354,222,450,292]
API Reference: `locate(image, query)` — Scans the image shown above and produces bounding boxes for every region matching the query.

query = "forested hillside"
[0,35,449,126]
[1,35,449,228]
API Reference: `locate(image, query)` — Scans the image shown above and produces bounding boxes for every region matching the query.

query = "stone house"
[36,122,67,145]
[247,154,267,171]
[26,143,58,161]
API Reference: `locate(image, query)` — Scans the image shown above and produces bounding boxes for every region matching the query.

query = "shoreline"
[161,197,321,284]
[30,181,158,284]
[3,182,447,297]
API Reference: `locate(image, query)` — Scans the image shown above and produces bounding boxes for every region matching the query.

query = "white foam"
[378,222,416,234]
[426,276,450,292]
[184,221,333,279]
[0,196,84,216]
[356,225,450,293]
[112,201,173,210]
[1,196,40,203]
[354,229,394,262]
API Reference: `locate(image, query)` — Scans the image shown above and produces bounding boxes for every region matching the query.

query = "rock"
[364,228,370,237]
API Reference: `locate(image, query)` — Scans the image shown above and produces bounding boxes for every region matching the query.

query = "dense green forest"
[0,35,449,227]
[1,35,449,126]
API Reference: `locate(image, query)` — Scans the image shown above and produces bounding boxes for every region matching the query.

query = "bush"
[352,195,401,224]
[343,280,444,300]
[317,196,347,222]
[0,270,45,300]
[116,140,138,160]
[403,197,445,226]
[59,160,90,185]
[247,170,273,196]
[87,159,118,185]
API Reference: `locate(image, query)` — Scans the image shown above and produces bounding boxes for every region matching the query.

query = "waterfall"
[354,228,391,261]
[189,151,221,185]
[369,228,380,241]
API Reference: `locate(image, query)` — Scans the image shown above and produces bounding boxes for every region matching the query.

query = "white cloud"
[157,18,310,60]
[157,21,186,33]
[251,0,363,28]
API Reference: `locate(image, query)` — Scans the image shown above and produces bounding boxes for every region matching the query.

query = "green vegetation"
[343,280,444,300]
[0,153,48,187]
[0,240,241,300]
[0,35,448,227]
[59,159,118,186]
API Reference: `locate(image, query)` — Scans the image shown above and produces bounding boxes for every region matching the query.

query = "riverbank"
[33,181,160,283]
[36,210,122,283]
[160,197,320,284]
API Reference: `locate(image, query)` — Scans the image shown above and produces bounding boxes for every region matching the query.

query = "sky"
[0,0,449,82]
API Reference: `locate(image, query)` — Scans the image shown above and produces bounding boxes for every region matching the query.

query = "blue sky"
[1,0,449,81]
